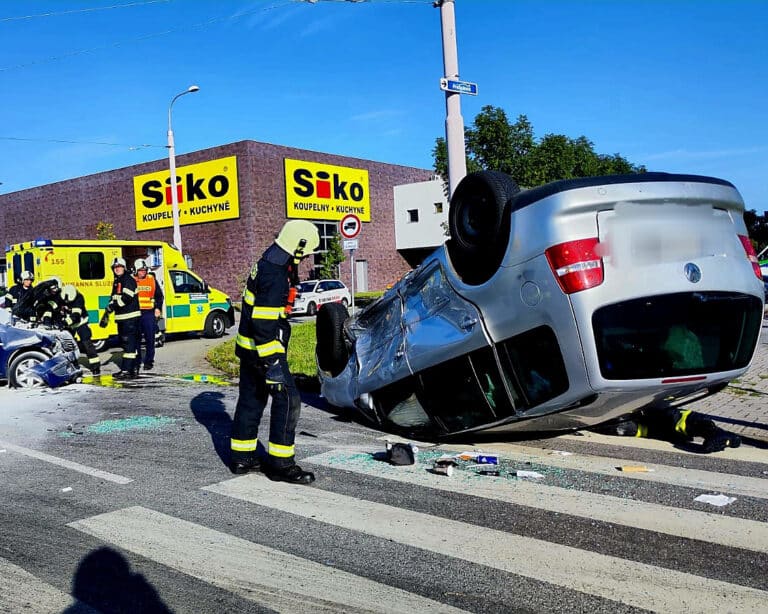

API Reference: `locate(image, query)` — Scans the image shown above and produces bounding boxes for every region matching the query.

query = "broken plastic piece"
[694,493,736,507]
[61,487,73,493]
[616,465,655,472]
[514,470,544,479]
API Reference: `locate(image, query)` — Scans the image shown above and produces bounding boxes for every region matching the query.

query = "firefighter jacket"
[61,290,90,330]
[2,284,32,312]
[235,243,294,365]
[108,272,140,321]
[134,273,164,312]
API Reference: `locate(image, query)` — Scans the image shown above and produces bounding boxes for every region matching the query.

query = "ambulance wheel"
[316,302,349,377]
[447,170,520,285]
[9,351,47,388]
[307,302,318,317]
[204,311,227,338]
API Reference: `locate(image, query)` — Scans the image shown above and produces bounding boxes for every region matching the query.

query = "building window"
[407,209,419,223]
[311,221,337,279]
[434,202,443,214]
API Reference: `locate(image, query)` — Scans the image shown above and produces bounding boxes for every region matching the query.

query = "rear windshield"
[593,292,762,380]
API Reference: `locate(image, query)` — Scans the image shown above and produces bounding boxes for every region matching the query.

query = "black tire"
[341,298,349,308]
[447,170,520,285]
[204,311,227,338]
[9,351,48,388]
[307,302,317,317]
[316,302,350,377]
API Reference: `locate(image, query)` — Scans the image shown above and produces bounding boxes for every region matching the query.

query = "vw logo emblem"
[684,262,702,283]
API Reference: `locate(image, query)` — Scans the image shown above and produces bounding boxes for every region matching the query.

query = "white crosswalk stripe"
[0,557,100,614]
[67,506,466,614]
[204,469,768,613]
[19,439,764,614]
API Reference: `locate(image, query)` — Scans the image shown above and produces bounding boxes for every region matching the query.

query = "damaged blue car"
[0,310,82,388]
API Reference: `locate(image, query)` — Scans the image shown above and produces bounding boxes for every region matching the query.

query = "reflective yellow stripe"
[114,311,140,320]
[231,438,258,452]
[635,424,649,438]
[123,352,138,359]
[675,410,691,436]
[236,334,257,350]
[251,306,283,320]
[268,441,294,458]
[88,357,101,364]
[243,289,255,306]
[256,340,285,358]
[71,308,83,315]
[123,288,136,297]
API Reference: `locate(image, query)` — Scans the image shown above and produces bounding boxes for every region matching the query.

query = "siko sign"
[133,156,240,231]
[284,158,370,222]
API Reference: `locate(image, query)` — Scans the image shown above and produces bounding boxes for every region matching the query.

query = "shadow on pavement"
[191,390,233,468]
[62,546,172,614]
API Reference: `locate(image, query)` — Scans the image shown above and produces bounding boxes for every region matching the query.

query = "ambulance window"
[13,254,21,280]
[171,270,204,294]
[23,253,34,278]
[79,252,105,280]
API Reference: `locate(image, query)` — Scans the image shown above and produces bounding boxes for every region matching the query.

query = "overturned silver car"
[316,171,764,438]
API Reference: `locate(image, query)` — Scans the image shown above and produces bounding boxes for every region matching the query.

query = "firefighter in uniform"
[594,407,742,453]
[133,258,164,370]
[60,284,102,375]
[2,270,34,314]
[37,277,64,327]
[100,257,141,380]
[230,220,320,484]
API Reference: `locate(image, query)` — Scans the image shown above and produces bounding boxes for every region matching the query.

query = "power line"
[0,136,164,149]
[0,1,294,73]
[0,0,171,22]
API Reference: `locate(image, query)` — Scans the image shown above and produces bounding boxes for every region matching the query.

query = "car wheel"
[204,311,227,338]
[9,351,48,388]
[316,302,350,377]
[341,298,349,308]
[307,302,317,317]
[447,170,520,285]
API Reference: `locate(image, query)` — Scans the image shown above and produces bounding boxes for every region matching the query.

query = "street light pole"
[167,85,199,253]
[435,0,467,198]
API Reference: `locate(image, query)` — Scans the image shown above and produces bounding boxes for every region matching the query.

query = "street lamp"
[167,85,199,253]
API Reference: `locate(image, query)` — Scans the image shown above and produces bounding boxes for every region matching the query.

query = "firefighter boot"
[685,412,742,453]
[264,464,315,485]
[229,458,262,475]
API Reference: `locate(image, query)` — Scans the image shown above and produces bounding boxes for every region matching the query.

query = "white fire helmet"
[61,284,78,302]
[47,277,62,291]
[275,220,320,258]
[134,258,149,271]
[20,270,34,282]
[111,257,127,270]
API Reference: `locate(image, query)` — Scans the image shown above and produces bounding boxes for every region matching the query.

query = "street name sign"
[439,78,478,96]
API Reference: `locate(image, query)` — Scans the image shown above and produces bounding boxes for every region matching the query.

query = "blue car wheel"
[9,351,47,388]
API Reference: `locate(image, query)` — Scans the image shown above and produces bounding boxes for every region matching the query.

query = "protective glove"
[262,359,285,394]
[104,304,114,315]
[99,312,110,328]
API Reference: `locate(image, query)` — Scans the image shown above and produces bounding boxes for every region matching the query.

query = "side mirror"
[203,281,210,293]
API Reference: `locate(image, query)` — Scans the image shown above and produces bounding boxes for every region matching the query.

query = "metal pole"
[437,0,467,198]
[349,249,355,314]
[167,85,199,253]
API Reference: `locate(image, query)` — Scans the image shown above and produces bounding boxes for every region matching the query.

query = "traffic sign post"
[339,214,362,313]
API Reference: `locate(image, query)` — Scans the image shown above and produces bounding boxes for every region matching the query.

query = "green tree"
[433,105,645,189]
[744,209,768,254]
[319,233,345,279]
[95,221,116,240]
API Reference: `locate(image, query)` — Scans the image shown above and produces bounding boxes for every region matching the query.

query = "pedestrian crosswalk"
[4,437,768,613]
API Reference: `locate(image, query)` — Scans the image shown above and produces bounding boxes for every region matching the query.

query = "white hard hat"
[20,270,34,282]
[111,257,127,269]
[47,276,62,291]
[134,258,149,271]
[61,284,77,302]
[275,220,320,257]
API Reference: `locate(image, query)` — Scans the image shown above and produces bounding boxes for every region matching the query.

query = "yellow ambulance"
[6,239,235,350]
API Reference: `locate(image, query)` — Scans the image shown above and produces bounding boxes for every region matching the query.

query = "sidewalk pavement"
[688,325,768,446]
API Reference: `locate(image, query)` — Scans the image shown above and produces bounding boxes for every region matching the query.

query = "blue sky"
[1,0,766,212]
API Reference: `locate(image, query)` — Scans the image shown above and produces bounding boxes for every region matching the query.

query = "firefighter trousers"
[74,323,101,374]
[230,355,301,469]
[137,310,158,366]
[117,317,140,373]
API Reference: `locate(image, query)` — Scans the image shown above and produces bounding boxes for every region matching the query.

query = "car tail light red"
[738,235,762,280]
[546,238,604,294]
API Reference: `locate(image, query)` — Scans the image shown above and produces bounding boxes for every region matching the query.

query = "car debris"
[694,494,736,507]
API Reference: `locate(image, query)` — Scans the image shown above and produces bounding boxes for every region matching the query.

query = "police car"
[292,279,351,316]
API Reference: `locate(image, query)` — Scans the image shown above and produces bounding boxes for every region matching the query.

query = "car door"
[166,270,208,333]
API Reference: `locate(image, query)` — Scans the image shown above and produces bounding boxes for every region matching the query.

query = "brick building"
[0,140,443,298]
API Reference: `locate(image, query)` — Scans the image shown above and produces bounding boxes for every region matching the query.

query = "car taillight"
[545,237,603,294]
[738,235,762,280]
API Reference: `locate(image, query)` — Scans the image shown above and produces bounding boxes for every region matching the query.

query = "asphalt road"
[1,331,767,613]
